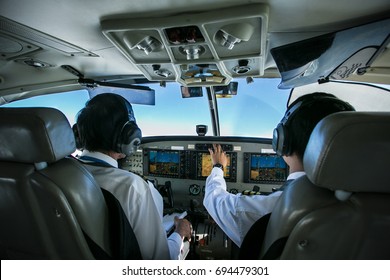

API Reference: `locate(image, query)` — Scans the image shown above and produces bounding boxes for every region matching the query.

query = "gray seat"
[260,111,390,259]
[0,107,112,259]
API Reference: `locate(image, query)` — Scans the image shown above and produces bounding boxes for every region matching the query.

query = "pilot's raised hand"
[174,216,192,241]
[209,144,228,170]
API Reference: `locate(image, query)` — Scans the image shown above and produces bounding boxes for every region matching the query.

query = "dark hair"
[76,93,133,152]
[288,92,355,161]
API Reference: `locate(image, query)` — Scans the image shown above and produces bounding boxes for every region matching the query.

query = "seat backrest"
[260,111,390,259]
[0,107,112,259]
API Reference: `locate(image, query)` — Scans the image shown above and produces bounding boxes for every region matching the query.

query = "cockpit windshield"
[134,78,290,137]
[1,78,289,138]
[5,78,389,138]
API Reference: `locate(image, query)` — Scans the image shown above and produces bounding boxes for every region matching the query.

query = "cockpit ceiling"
[0,0,389,95]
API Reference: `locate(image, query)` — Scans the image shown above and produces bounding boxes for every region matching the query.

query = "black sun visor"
[271,18,390,89]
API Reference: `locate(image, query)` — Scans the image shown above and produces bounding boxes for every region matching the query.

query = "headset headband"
[280,100,303,126]
[273,93,355,156]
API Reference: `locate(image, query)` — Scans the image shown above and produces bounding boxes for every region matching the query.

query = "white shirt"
[146,181,183,260]
[79,150,182,260]
[203,167,305,247]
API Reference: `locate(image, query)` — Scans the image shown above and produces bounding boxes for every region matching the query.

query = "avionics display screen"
[248,154,288,183]
[148,150,180,177]
[197,152,235,181]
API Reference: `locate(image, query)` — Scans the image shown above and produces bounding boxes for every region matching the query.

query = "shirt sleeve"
[167,232,183,260]
[203,167,282,247]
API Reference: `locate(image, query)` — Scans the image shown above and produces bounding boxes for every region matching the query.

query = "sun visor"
[83,82,155,105]
[271,18,390,89]
[289,81,390,112]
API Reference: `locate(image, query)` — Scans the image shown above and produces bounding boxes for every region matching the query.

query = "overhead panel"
[101,4,269,86]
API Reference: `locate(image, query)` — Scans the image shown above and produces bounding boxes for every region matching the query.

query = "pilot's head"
[76,93,142,156]
[273,92,355,161]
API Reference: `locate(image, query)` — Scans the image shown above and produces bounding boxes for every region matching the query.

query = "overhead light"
[136,36,163,55]
[214,23,255,50]
[15,58,53,68]
[124,34,163,55]
[179,45,205,60]
[215,30,241,50]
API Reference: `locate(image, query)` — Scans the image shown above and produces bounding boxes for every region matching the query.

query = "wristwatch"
[213,163,224,171]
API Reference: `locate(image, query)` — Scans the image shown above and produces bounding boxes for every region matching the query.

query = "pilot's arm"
[204,144,281,247]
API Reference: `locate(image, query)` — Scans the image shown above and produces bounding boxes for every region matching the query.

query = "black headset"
[112,97,142,156]
[272,94,354,157]
[72,123,83,150]
[74,94,142,156]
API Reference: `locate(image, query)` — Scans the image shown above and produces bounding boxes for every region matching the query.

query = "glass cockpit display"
[244,153,288,183]
[197,152,235,181]
[143,148,237,181]
[148,150,180,177]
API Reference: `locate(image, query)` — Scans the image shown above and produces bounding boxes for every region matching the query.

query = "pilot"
[75,93,192,260]
[203,92,355,248]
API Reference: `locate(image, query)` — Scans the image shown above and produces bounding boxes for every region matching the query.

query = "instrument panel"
[124,136,288,208]
[122,136,288,259]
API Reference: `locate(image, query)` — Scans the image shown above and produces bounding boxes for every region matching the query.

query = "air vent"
[152,64,172,77]
[232,59,251,74]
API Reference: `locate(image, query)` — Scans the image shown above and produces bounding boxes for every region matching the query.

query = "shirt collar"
[79,150,118,168]
[287,171,306,181]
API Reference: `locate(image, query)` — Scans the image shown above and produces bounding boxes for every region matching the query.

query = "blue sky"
[2,90,90,125]
[2,78,290,138]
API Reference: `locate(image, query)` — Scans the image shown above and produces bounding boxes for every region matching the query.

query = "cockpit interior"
[1,0,390,263]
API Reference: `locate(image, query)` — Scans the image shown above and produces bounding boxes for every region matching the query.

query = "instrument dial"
[189,184,201,195]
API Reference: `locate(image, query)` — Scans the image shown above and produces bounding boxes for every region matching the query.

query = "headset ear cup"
[118,122,142,156]
[272,127,279,155]
[72,124,83,150]
[273,123,287,156]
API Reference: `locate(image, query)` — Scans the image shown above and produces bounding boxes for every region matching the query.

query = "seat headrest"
[0,107,76,163]
[304,111,390,193]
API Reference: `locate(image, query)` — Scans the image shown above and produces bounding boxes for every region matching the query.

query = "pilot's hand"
[209,144,228,170]
[174,216,192,241]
